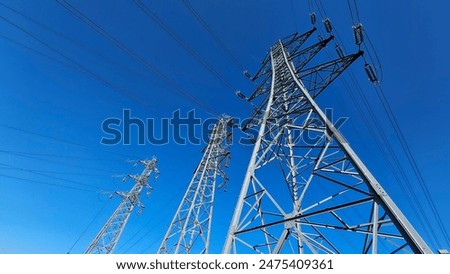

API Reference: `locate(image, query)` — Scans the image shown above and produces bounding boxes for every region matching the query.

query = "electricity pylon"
[158,116,233,254]
[223,28,432,254]
[85,157,159,254]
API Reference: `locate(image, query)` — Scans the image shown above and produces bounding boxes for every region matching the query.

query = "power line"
[346,0,355,24]
[67,198,112,253]
[361,28,384,82]
[0,149,125,162]
[290,0,299,31]
[0,14,157,114]
[313,0,327,19]
[302,3,438,248]
[0,149,119,174]
[140,233,164,254]
[353,0,362,23]
[350,42,438,248]
[134,0,236,91]
[331,52,438,248]
[0,173,97,193]
[305,2,442,248]
[0,166,107,177]
[0,25,200,151]
[0,122,137,159]
[343,70,440,248]
[180,0,246,71]
[0,2,167,95]
[55,0,218,116]
[0,33,77,70]
[374,84,450,246]
[118,186,185,253]
[340,0,449,247]
[67,159,144,253]
[0,162,111,192]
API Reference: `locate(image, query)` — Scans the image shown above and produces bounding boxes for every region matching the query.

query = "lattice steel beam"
[158,116,233,254]
[223,29,432,254]
[85,158,159,254]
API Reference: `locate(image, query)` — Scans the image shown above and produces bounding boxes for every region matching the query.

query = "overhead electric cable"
[0,2,167,93]
[374,85,450,246]
[0,15,156,113]
[134,0,235,91]
[0,173,97,193]
[307,1,441,247]
[0,162,110,192]
[0,122,138,159]
[180,0,246,71]
[56,0,218,116]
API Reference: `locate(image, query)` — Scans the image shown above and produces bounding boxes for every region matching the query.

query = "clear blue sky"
[0,0,448,253]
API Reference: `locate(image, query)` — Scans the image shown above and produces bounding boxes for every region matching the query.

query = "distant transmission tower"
[158,116,233,254]
[85,157,159,254]
[223,28,432,254]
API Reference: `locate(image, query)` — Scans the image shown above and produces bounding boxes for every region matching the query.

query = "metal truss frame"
[223,29,432,254]
[158,116,233,254]
[85,158,159,254]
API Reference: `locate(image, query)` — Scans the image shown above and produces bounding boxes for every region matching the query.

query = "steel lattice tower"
[158,116,233,254]
[85,157,159,254]
[223,28,432,254]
